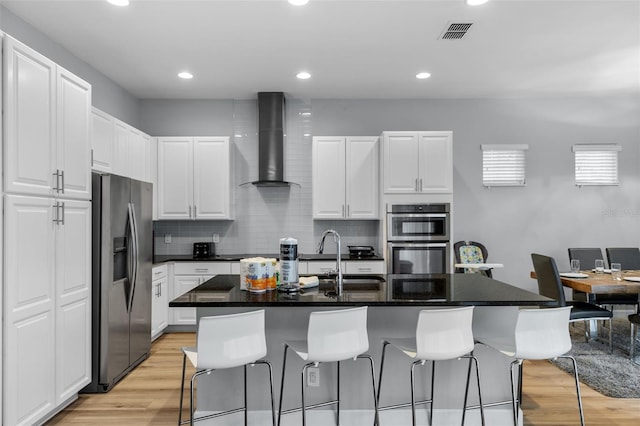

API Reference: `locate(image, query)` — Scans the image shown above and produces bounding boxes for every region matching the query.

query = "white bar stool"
[277,306,379,426]
[377,306,485,426]
[476,306,583,426]
[178,310,275,426]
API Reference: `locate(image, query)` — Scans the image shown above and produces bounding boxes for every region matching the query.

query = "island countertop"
[169,273,554,307]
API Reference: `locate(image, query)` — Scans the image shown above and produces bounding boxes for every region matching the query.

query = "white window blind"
[572,144,621,186]
[481,144,529,187]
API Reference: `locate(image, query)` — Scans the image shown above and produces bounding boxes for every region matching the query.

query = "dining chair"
[531,253,612,351]
[629,313,640,359]
[568,248,639,312]
[454,241,493,277]
[377,306,485,426]
[606,247,640,270]
[277,306,379,426]
[178,310,275,426]
[475,306,584,426]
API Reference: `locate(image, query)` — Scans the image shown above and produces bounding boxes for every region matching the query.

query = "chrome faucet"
[318,229,343,296]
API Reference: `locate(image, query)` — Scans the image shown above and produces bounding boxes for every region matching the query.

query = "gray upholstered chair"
[606,247,640,270]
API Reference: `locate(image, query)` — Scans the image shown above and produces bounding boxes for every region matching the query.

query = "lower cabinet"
[169,262,231,326]
[151,264,168,340]
[3,195,91,426]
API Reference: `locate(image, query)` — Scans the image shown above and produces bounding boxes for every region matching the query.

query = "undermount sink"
[316,274,385,291]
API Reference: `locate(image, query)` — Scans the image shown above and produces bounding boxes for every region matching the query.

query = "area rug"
[550,319,640,398]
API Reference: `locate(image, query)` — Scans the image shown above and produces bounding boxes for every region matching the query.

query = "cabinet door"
[3,36,56,197]
[346,137,378,219]
[4,195,56,426]
[55,200,91,403]
[418,132,453,193]
[171,275,201,325]
[57,68,91,200]
[383,133,420,193]
[91,108,114,173]
[312,137,346,219]
[151,276,168,340]
[140,133,153,183]
[193,137,231,219]
[157,137,193,219]
[113,121,130,177]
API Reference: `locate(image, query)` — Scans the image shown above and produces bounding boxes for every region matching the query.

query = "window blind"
[481,144,529,187]
[573,144,621,186]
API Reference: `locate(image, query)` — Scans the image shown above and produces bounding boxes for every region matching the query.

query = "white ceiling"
[2,0,639,100]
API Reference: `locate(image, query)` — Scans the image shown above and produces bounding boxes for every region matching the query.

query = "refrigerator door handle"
[128,202,140,313]
[126,203,138,312]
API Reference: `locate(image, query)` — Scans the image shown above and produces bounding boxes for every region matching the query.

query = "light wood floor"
[46,332,640,425]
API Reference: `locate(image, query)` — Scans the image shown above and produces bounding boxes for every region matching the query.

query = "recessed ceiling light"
[466,0,489,5]
[416,72,431,79]
[178,71,193,80]
[296,71,311,80]
[289,0,310,5]
[107,0,130,6]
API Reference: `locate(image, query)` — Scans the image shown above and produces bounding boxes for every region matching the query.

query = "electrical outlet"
[164,234,172,244]
[307,367,319,387]
[212,234,220,243]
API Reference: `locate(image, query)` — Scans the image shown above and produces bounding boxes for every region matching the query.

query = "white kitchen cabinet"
[307,260,384,275]
[151,264,168,340]
[157,137,232,220]
[3,36,91,200]
[170,262,231,326]
[93,107,152,182]
[312,136,379,219]
[382,131,453,194]
[4,195,91,426]
[91,107,114,173]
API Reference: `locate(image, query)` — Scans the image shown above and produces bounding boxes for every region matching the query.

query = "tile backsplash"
[153,99,381,257]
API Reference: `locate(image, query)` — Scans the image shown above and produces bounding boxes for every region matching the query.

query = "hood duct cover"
[248,92,298,187]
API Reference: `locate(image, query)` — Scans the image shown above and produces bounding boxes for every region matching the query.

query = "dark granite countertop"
[169,274,554,307]
[154,253,384,263]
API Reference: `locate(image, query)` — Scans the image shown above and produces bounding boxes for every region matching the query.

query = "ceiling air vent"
[439,22,473,40]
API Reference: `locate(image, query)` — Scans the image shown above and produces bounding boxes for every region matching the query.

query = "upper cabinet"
[3,36,91,200]
[157,136,232,220]
[382,131,453,194]
[91,107,153,183]
[312,136,379,219]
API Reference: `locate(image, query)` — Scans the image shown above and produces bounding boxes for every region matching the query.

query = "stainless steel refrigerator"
[83,173,152,393]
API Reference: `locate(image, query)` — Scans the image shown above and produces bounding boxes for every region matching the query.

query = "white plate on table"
[559,272,589,279]
[623,276,640,283]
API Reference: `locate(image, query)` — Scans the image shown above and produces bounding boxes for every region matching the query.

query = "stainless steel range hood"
[247,92,298,187]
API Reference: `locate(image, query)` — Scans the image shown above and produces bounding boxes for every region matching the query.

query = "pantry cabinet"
[312,136,379,219]
[3,36,91,200]
[382,131,453,194]
[4,195,91,426]
[157,137,232,220]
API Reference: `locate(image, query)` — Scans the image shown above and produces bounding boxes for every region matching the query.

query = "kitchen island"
[170,274,553,425]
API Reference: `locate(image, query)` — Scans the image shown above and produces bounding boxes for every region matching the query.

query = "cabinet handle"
[415,178,419,192]
[60,202,65,225]
[154,271,163,276]
[189,205,192,218]
[53,170,60,192]
[60,170,65,194]
[347,205,350,217]
[195,269,209,273]
[52,202,59,224]
[419,178,423,192]
[194,205,197,218]
[358,267,372,272]
[158,283,162,297]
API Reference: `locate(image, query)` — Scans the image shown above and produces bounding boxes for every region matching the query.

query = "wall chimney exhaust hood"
[244,92,299,187]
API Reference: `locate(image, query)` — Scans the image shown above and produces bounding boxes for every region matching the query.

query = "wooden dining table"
[530,269,640,337]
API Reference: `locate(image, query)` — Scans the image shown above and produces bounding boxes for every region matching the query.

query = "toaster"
[193,242,213,259]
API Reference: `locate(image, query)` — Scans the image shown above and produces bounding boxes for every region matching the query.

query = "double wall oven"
[386,203,450,274]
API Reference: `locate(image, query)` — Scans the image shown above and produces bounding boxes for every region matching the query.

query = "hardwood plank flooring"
[46,332,640,425]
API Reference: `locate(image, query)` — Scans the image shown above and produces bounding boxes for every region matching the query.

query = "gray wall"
[145,96,640,292]
[0,6,140,126]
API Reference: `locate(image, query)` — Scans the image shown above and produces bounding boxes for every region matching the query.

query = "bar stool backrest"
[415,306,475,361]
[307,306,369,362]
[513,306,572,360]
[197,310,267,369]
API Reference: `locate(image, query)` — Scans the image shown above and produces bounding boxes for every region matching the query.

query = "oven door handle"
[388,213,448,219]
[388,242,448,248]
